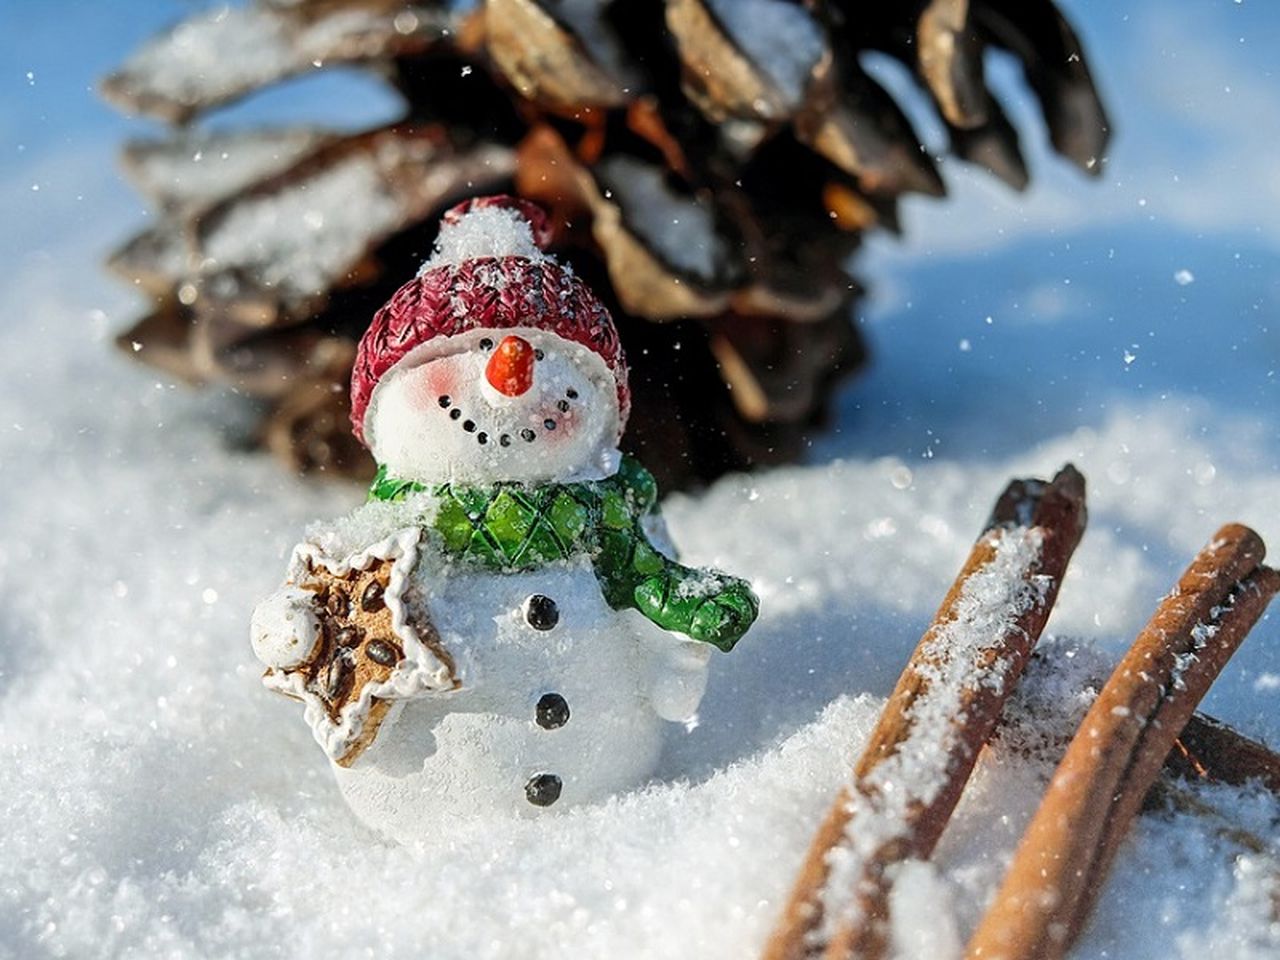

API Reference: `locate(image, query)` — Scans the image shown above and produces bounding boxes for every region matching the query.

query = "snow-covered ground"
[1,1,1277,957]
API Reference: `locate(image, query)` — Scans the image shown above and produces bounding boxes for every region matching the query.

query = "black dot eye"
[438,395,451,408]
[520,428,536,442]
[477,432,488,445]
[499,434,511,447]
[462,419,476,432]
[479,338,494,351]
[543,419,557,431]
[524,594,559,630]
[535,693,570,730]
[525,772,562,807]
[566,388,578,399]
[556,400,570,412]
[534,348,545,361]
[449,408,462,421]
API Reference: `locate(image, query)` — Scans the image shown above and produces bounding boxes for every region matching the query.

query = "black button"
[525,772,562,807]
[524,594,559,631]
[535,693,570,730]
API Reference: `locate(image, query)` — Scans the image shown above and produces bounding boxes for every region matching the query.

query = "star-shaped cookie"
[254,528,458,765]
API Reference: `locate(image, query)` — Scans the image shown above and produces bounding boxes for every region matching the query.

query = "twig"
[762,465,1087,960]
[1168,712,1280,797]
[965,524,1280,960]
[1144,780,1275,857]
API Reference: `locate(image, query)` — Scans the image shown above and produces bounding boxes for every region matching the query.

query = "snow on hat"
[350,195,630,448]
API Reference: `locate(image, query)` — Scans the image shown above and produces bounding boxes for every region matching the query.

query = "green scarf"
[367,456,756,651]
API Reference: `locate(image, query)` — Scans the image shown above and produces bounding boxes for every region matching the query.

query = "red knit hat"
[350,196,630,447]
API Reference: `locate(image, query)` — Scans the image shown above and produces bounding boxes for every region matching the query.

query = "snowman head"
[351,197,630,486]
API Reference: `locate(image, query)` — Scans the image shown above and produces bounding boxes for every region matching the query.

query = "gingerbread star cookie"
[251,528,458,766]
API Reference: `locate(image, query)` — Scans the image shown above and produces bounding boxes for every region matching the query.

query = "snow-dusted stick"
[762,465,1087,960]
[1167,711,1280,797]
[965,524,1280,960]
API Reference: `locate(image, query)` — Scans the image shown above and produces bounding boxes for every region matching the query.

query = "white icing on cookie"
[258,527,460,762]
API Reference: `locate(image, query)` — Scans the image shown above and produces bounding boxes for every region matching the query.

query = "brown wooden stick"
[762,465,1087,960]
[1144,780,1276,856]
[1168,712,1280,796]
[965,524,1280,960]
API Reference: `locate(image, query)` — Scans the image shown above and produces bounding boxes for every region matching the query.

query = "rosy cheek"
[541,410,578,446]
[405,363,460,412]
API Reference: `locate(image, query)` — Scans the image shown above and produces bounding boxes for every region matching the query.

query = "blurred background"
[1,0,1275,485]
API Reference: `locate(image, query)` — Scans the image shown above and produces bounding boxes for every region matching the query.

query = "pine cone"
[101,0,1109,489]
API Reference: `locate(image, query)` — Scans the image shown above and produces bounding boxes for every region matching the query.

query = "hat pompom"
[420,195,554,274]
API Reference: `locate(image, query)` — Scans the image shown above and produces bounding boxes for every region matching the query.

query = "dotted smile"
[437,387,578,446]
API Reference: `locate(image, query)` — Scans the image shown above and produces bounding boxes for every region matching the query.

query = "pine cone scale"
[101,0,1110,487]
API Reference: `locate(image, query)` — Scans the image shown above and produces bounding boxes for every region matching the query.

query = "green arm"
[631,559,759,652]
[593,460,759,651]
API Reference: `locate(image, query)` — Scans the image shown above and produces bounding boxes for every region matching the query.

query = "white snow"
[706,0,826,109]
[421,205,547,271]
[125,130,333,212]
[202,151,402,302]
[117,6,301,106]
[110,4,431,109]
[597,156,727,282]
[1,289,1278,954]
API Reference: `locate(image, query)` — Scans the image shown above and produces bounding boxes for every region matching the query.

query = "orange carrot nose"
[485,335,536,396]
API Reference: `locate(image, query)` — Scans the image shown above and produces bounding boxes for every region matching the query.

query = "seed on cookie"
[366,638,400,667]
[361,579,386,613]
[334,624,363,649]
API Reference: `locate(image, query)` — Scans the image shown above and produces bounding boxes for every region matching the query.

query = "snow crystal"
[887,861,963,959]
[421,206,547,272]
[554,0,641,93]
[674,570,729,599]
[203,152,402,302]
[112,5,418,109]
[126,130,331,212]
[304,493,439,559]
[1176,854,1280,958]
[118,6,299,105]
[4,298,1279,957]
[988,636,1113,771]
[706,0,825,109]
[597,156,726,282]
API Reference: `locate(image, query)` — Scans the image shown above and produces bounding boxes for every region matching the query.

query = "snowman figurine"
[250,196,758,836]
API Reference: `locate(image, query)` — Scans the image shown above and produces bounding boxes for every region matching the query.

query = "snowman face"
[366,328,621,485]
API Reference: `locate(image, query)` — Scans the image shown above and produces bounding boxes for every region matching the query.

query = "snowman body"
[250,196,754,835]
[335,558,699,832]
